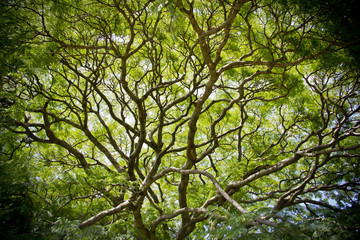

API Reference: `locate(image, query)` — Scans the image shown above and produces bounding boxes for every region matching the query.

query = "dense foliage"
[1,0,359,239]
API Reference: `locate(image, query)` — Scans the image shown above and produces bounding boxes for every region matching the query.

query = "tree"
[1,0,359,239]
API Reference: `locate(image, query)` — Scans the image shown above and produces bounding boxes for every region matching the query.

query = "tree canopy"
[1,0,360,239]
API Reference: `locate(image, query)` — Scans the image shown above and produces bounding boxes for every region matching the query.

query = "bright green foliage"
[1,0,359,239]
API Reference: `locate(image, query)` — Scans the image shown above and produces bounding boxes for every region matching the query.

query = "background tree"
[1,0,359,239]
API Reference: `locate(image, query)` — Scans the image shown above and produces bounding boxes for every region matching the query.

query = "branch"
[292,198,341,212]
[153,167,248,213]
[78,200,132,229]
[150,207,207,231]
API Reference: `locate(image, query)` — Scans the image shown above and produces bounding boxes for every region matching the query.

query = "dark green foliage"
[206,203,360,240]
[0,165,33,239]
[284,0,360,66]
[0,136,45,239]
[0,5,46,232]
[0,0,33,74]
[272,204,360,240]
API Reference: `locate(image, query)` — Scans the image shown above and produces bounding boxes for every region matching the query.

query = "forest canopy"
[1,0,360,239]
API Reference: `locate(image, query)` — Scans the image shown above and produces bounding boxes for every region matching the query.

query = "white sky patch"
[110,34,129,44]
[98,33,129,45]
